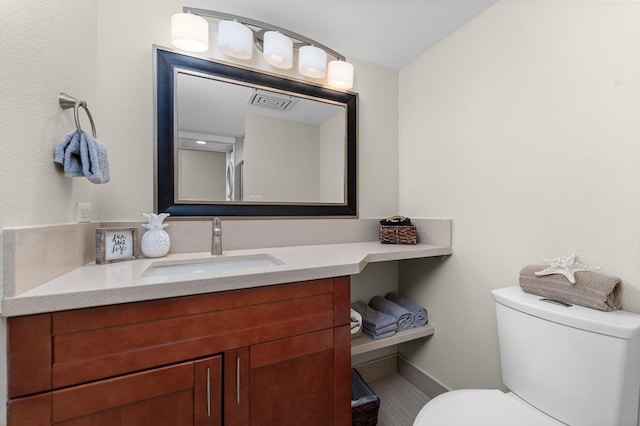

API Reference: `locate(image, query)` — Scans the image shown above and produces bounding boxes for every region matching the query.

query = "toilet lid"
[414,389,562,426]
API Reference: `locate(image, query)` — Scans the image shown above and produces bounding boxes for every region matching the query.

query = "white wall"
[398,0,640,391]
[243,114,320,202]
[319,112,346,203]
[0,0,99,228]
[93,0,399,219]
[0,0,399,225]
[351,57,400,218]
[178,149,227,200]
[95,0,182,220]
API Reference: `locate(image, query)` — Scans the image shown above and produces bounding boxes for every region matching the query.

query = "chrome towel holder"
[58,92,97,138]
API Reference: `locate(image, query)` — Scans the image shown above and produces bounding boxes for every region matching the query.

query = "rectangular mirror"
[154,47,357,217]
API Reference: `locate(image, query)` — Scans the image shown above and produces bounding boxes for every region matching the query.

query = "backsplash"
[2,218,451,298]
[2,223,99,297]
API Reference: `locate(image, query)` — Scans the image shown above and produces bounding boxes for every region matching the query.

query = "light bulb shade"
[171,13,209,53]
[217,20,253,59]
[298,46,327,78]
[263,31,293,69]
[327,60,354,90]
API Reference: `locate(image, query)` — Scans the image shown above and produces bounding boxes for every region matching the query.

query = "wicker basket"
[352,369,380,426]
[379,225,417,245]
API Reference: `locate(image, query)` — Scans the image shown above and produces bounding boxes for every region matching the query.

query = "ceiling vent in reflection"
[247,90,296,111]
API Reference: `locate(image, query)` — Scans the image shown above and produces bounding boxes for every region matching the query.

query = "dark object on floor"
[352,368,380,426]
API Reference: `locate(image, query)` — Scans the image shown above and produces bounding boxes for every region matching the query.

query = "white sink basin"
[141,254,284,278]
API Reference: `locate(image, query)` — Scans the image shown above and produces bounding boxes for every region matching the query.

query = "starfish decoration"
[534,254,600,284]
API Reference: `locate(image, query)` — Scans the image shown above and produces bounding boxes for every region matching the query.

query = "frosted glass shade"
[171,13,209,53]
[298,46,327,78]
[263,31,293,69]
[217,20,253,59]
[327,60,354,90]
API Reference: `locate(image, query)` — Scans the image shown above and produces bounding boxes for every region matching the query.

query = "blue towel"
[369,295,414,331]
[386,293,428,327]
[363,328,396,340]
[54,130,110,184]
[351,300,396,331]
[363,323,396,336]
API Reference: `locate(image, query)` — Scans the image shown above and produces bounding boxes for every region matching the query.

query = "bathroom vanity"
[7,277,351,425]
[1,219,452,425]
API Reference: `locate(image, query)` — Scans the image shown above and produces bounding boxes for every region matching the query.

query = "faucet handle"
[213,217,222,234]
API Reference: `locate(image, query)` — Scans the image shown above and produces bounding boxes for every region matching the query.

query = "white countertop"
[1,241,451,317]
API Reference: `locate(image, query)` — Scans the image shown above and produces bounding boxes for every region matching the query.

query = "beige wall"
[243,114,319,202]
[398,0,640,391]
[0,0,99,228]
[0,0,399,227]
[319,111,346,203]
[178,149,227,200]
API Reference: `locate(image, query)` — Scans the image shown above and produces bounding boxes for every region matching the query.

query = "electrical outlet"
[76,202,92,223]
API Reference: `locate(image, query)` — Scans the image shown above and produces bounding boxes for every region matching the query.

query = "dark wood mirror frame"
[154,47,358,217]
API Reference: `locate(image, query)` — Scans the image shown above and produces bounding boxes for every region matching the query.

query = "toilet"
[414,286,640,426]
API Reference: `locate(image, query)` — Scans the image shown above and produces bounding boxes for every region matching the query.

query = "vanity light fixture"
[217,20,254,59]
[327,60,354,90]
[171,13,209,53]
[171,8,354,90]
[298,45,327,78]
[263,31,293,69]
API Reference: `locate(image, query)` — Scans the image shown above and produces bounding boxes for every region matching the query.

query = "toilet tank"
[492,286,640,426]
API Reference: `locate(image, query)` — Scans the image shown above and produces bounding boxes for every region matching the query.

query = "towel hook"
[59,92,97,138]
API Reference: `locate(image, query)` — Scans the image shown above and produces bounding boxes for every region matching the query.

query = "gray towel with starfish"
[519,265,622,311]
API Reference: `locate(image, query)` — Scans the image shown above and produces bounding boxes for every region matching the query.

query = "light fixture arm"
[183,7,346,61]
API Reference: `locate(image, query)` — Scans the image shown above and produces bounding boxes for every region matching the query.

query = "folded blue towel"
[351,300,396,331]
[54,130,110,184]
[363,328,396,340]
[385,293,428,327]
[363,323,396,336]
[369,295,414,331]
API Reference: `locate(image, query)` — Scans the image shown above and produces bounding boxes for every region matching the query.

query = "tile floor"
[368,372,431,426]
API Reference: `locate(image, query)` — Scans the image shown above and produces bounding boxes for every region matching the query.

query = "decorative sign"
[96,227,139,264]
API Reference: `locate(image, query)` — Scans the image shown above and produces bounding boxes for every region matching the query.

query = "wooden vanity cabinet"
[6,277,351,426]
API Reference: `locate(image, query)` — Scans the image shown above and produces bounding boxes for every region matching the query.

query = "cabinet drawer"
[52,362,195,424]
[8,277,350,396]
[8,356,223,426]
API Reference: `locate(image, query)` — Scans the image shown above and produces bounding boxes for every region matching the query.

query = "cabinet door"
[8,357,223,426]
[249,329,339,426]
[195,356,223,426]
[52,361,196,426]
[224,347,250,425]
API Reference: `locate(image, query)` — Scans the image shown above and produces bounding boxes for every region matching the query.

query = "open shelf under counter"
[351,324,435,356]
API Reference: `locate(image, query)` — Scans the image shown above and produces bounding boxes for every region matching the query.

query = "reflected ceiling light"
[196,140,207,145]
[171,13,209,53]
[298,45,327,78]
[263,31,293,69]
[217,20,253,59]
[327,60,354,90]
[174,8,354,89]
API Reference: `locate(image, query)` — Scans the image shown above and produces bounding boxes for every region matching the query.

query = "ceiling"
[184,0,497,70]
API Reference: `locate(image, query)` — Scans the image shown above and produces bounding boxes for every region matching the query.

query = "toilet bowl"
[414,389,560,426]
[413,286,640,426]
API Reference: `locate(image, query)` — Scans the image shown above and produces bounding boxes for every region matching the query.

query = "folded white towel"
[350,308,362,335]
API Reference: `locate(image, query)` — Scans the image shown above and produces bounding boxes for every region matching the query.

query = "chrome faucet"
[211,217,223,255]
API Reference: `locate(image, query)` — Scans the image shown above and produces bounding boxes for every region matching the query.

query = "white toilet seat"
[413,389,562,426]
